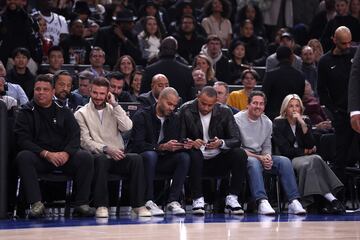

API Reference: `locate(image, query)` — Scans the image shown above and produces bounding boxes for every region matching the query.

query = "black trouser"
[188,148,248,199]
[93,153,145,208]
[16,150,94,206]
[333,112,357,182]
[141,151,190,203]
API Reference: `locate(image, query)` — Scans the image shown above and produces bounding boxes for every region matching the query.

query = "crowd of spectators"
[1,0,360,219]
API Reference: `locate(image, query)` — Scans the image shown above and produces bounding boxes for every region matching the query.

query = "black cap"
[113,9,137,22]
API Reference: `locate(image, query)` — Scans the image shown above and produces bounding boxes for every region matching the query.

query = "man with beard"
[53,70,83,112]
[14,74,95,218]
[128,87,190,215]
[234,91,306,215]
[318,26,357,183]
[138,74,169,107]
[74,77,151,218]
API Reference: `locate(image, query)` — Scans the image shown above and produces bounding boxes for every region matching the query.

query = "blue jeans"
[247,155,300,202]
[141,151,190,203]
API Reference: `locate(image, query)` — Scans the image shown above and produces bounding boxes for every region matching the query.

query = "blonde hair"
[278,94,305,118]
[192,54,215,81]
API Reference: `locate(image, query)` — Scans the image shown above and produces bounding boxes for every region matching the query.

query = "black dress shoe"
[330,199,346,214]
[73,204,96,217]
[322,200,346,214]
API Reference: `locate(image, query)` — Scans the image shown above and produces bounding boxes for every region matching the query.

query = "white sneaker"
[96,206,109,218]
[166,201,185,215]
[192,197,205,215]
[288,199,307,215]
[224,195,244,215]
[132,206,152,217]
[258,199,276,215]
[145,200,164,216]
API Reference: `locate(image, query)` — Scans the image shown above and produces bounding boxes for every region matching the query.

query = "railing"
[0,101,8,218]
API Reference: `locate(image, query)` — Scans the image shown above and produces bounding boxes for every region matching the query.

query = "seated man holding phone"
[128,87,190,215]
[179,86,248,215]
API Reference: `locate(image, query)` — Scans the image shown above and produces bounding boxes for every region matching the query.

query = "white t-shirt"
[157,115,165,143]
[199,112,221,159]
[40,12,69,46]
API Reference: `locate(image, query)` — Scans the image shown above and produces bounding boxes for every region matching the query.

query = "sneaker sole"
[224,208,244,215]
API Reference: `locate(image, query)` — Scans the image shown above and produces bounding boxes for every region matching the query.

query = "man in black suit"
[262,46,305,121]
[179,86,247,215]
[107,72,133,102]
[141,36,193,102]
[138,74,169,107]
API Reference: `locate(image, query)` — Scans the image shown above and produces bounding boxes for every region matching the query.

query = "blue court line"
[1,213,360,230]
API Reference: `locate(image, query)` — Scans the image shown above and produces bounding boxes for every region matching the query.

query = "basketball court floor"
[1,212,360,240]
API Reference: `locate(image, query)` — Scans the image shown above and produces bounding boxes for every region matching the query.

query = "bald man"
[318,26,357,183]
[138,74,169,107]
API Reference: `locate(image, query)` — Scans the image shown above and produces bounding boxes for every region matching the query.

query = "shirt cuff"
[220,139,230,150]
[350,111,360,117]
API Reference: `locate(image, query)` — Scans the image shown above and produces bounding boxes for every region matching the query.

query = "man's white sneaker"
[288,199,307,215]
[145,200,164,216]
[192,197,205,215]
[166,201,186,215]
[96,207,109,218]
[224,195,244,215]
[258,199,276,215]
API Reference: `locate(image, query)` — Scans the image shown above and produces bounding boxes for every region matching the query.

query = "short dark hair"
[53,70,72,86]
[200,86,217,98]
[207,34,222,44]
[92,77,110,89]
[12,47,31,59]
[248,90,267,105]
[106,71,124,81]
[35,74,53,87]
[48,46,64,57]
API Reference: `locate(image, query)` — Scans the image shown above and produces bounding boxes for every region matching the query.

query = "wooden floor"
[1,215,360,240]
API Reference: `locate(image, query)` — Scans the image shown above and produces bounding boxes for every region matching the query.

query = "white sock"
[323,193,336,202]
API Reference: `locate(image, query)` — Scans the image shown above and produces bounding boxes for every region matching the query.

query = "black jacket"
[93,25,141,68]
[141,56,193,102]
[262,62,305,120]
[137,91,156,108]
[14,100,80,157]
[7,68,35,100]
[178,99,241,149]
[128,104,181,153]
[272,118,315,159]
[317,47,357,114]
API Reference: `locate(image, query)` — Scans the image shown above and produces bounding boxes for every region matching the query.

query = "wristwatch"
[102,146,108,154]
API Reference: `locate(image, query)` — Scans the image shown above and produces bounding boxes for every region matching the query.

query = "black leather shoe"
[322,200,346,214]
[73,204,96,217]
[330,199,346,214]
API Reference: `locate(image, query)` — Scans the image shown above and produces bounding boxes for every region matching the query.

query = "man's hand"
[304,146,316,155]
[45,151,69,167]
[351,115,360,133]
[159,140,184,152]
[259,154,272,170]
[192,139,206,149]
[205,137,223,149]
[315,120,332,130]
[106,147,126,161]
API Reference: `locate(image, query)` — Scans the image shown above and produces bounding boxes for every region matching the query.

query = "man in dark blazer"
[138,74,169,107]
[178,86,248,215]
[262,46,305,121]
[129,87,190,215]
[141,36,193,102]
